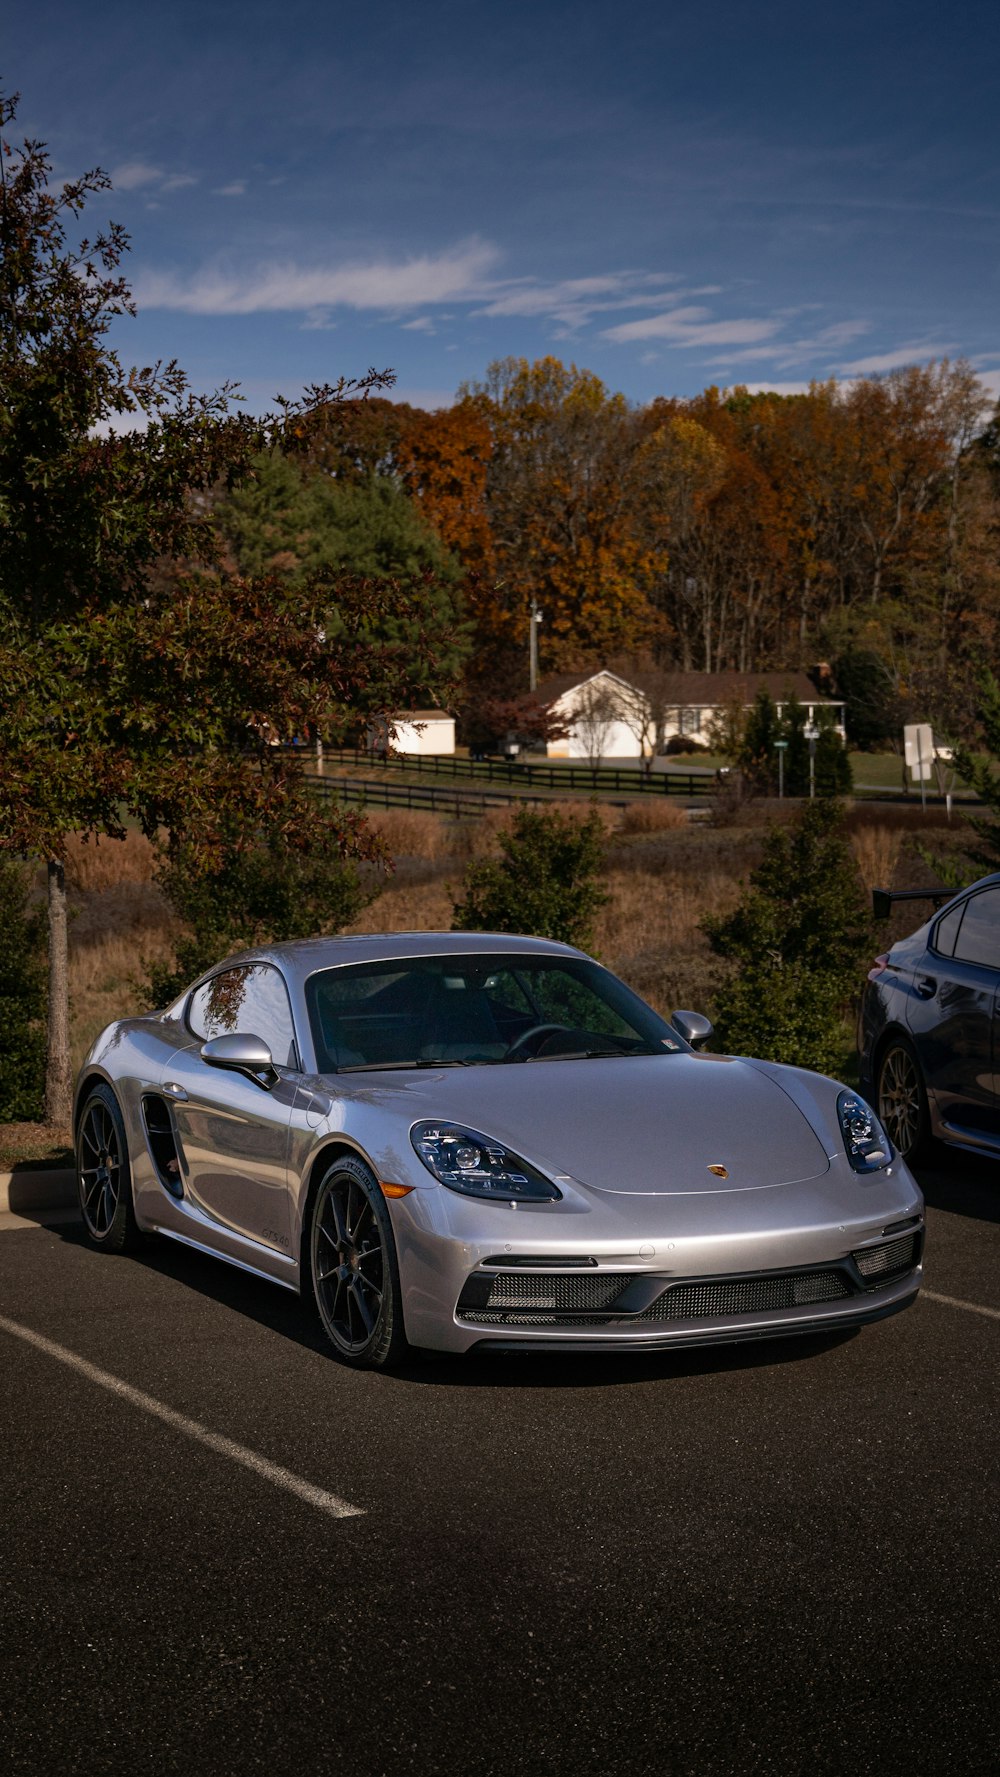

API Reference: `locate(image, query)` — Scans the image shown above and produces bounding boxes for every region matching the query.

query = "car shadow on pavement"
[914,1147,1000,1225]
[51,1217,861,1390]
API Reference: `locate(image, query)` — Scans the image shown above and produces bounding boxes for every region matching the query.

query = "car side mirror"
[200,1032,278,1087]
[670,1010,714,1050]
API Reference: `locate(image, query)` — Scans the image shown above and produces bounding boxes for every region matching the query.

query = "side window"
[188,964,299,1068]
[952,890,1000,971]
[933,903,964,958]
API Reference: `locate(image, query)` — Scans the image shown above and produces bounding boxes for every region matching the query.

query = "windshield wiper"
[336,1057,478,1073]
[522,1047,654,1062]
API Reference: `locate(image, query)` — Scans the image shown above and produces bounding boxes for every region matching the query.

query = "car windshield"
[305,953,682,1072]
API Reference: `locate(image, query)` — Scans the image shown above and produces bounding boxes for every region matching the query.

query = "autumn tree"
[0,90,452,1122]
[460,357,670,672]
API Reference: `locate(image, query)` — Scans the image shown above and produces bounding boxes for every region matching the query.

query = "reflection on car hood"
[343,1053,832,1195]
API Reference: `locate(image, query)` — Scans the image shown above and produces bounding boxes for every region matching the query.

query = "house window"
[681,707,701,734]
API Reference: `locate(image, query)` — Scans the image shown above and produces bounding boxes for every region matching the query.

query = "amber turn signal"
[380,1181,415,1198]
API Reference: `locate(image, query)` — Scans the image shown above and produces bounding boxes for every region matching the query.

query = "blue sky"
[6,0,999,411]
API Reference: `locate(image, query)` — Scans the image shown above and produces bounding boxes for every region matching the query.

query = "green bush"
[146,833,373,1007]
[452,805,608,950]
[0,857,47,1120]
[703,800,873,1076]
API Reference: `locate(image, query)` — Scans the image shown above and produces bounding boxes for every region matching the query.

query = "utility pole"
[529,597,543,691]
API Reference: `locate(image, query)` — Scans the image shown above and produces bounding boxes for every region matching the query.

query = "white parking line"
[0,1313,364,1520]
[922,1289,1000,1323]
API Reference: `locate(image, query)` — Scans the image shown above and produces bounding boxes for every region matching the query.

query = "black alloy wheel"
[77,1083,141,1252]
[310,1155,408,1370]
[877,1037,931,1164]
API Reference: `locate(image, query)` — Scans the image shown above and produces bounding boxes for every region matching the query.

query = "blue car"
[860,873,1000,1162]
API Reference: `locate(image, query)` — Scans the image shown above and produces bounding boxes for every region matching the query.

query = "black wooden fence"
[299,745,712,800]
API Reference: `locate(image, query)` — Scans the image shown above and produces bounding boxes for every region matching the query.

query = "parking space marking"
[922,1289,1000,1323]
[0,1313,364,1520]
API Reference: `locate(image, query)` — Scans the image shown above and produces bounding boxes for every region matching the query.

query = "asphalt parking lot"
[1,1153,998,1777]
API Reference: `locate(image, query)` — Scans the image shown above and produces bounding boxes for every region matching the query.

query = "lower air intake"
[637,1272,850,1321]
[482,1272,632,1311]
[852,1233,917,1282]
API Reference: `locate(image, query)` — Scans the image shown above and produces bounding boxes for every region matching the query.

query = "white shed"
[388,710,456,756]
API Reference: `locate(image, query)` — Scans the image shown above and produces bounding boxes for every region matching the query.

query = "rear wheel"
[877,1037,931,1164]
[77,1083,141,1252]
[310,1156,409,1370]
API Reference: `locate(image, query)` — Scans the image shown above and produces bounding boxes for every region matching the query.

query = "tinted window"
[952,890,1000,970]
[933,903,964,958]
[188,964,299,1067]
[305,954,680,1071]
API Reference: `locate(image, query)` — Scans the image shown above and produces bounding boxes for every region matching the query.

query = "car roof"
[187,931,588,995]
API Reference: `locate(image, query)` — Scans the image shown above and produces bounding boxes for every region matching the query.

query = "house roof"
[634,670,841,707]
[533,669,842,708]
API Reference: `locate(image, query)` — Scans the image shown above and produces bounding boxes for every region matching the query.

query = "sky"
[5,0,1000,413]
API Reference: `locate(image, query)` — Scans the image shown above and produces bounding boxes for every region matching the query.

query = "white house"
[535,669,847,761]
[371,710,458,753]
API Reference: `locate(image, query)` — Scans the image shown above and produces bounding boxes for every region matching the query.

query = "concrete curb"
[0,1168,77,1216]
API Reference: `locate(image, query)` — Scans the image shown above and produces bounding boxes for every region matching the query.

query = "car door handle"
[914,975,937,1000]
[162,1081,189,1102]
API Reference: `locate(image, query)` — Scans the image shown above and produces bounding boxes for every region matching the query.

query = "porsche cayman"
[75,932,924,1368]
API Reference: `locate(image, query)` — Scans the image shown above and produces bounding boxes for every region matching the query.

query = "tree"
[0,91,447,1123]
[146,831,373,1008]
[457,689,567,758]
[738,690,781,792]
[573,678,623,775]
[703,801,874,1075]
[0,857,47,1120]
[460,357,669,669]
[216,452,471,693]
[452,805,608,949]
[948,667,1000,875]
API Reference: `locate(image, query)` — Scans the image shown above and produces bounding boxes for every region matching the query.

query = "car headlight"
[410,1121,562,1202]
[837,1090,894,1172]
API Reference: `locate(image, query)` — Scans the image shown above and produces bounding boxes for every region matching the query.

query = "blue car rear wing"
[871,886,955,921]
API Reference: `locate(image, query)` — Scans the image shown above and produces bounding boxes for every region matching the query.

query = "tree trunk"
[44,858,72,1127]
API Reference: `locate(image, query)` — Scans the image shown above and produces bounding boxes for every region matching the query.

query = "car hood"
[338,1053,832,1196]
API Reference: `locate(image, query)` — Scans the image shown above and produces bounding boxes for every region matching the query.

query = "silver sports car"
[75,932,924,1368]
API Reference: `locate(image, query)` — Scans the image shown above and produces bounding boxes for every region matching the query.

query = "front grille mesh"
[852,1233,917,1281]
[458,1240,919,1330]
[636,1271,850,1321]
[459,1266,853,1326]
[483,1272,631,1311]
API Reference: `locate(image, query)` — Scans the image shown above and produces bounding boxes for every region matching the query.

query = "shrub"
[0,856,47,1120]
[452,803,608,949]
[620,800,688,834]
[145,833,373,1006]
[702,800,874,1076]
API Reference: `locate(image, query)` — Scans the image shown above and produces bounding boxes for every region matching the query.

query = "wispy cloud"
[110,160,164,190]
[837,341,957,373]
[111,161,197,195]
[134,238,501,315]
[473,271,683,329]
[213,180,247,197]
[401,315,436,333]
[604,307,781,347]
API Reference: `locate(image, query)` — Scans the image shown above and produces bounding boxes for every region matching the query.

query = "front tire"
[77,1083,141,1252]
[877,1037,931,1164]
[310,1156,409,1370]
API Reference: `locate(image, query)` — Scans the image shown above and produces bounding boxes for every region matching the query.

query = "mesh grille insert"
[852,1233,917,1281]
[483,1271,632,1311]
[637,1271,850,1321]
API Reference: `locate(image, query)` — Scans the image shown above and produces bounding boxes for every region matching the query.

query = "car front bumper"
[388,1166,925,1355]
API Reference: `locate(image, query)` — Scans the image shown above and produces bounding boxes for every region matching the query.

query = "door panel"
[161,1045,297,1254]
[909,959,1000,1137]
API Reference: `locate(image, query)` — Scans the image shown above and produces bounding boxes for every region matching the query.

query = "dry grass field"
[12,795,966,1166]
